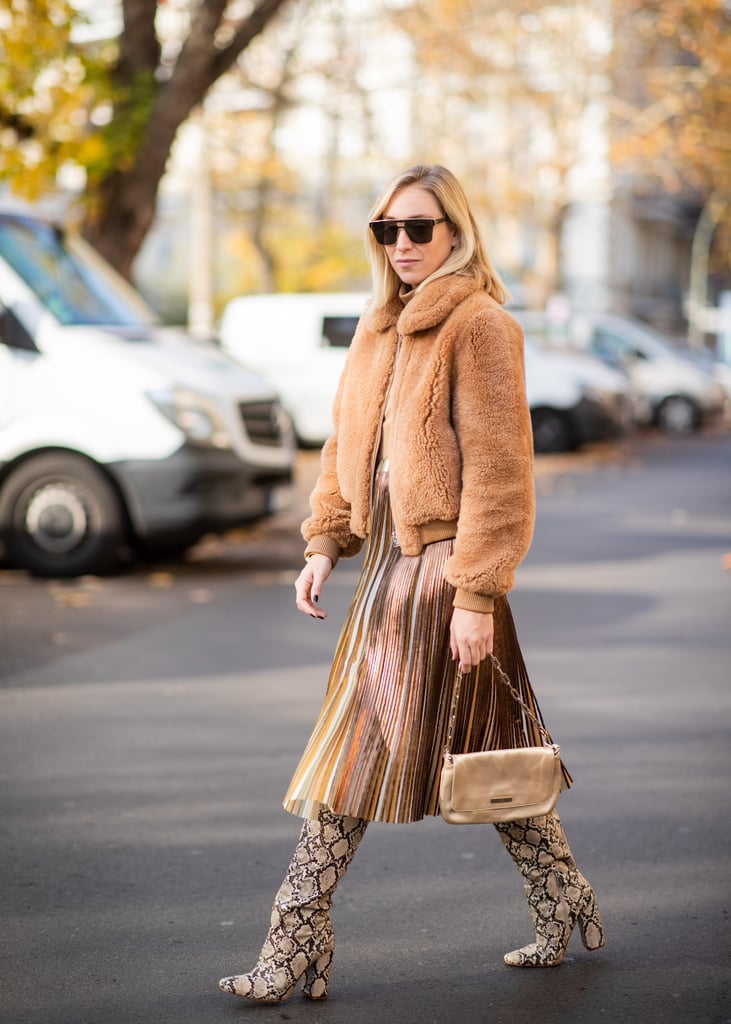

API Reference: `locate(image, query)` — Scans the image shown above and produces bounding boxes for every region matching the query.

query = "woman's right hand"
[449,606,494,669]
[295,554,333,619]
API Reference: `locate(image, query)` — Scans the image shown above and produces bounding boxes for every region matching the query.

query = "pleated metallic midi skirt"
[283,463,571,824]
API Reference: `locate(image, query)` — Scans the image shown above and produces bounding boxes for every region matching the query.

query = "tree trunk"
[83,0,296,279]
[83,82,202,280]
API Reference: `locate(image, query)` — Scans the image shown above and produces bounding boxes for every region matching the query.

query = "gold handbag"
[440,656,562,825]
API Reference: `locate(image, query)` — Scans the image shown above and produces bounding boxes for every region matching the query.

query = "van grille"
[239,400,284,447]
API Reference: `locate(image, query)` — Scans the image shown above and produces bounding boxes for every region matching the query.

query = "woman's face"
[381,185,456,288]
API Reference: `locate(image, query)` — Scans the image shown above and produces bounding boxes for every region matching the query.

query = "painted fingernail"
[313,595,319,603]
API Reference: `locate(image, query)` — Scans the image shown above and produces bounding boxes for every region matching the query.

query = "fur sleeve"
[445,302,535,597]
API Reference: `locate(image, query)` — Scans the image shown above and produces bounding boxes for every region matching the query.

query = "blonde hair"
[365,164,509,309]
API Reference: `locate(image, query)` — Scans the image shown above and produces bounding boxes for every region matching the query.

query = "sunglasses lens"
[370,219,438,245]
[405,220,433,243]
[370,222,396,245]
[382,224,399,245]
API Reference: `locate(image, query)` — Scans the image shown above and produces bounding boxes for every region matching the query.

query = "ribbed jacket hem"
[453,588,496,614]
[304,535,341,567]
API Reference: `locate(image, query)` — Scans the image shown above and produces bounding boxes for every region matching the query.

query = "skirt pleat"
[283,464,571,824]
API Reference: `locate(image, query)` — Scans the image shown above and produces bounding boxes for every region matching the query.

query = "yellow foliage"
[214,216,369,312]
[612,0,731,204]
[0,0,115,195]
[272,221,370,294]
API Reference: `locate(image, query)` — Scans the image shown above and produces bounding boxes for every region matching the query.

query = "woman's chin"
[395,267,426,286]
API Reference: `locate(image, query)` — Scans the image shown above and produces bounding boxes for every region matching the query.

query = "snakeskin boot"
[495,811,605,967]
[218,807,367,1002]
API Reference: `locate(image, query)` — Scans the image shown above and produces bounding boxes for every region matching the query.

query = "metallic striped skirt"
[283,464,571,824]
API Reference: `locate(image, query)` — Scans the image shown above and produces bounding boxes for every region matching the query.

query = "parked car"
[220,292,630,454]
[523,340,630,453]
[0,209,295,577]
[574,314,726,435]
[219,292,368,445]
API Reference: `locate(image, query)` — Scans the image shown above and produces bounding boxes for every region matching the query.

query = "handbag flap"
[448,746,559,813]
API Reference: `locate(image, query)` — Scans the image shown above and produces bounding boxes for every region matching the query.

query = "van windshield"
[0,214,156,327]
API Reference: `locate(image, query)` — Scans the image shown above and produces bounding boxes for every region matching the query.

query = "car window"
[0,215,152,327]
[321,316,359,348]
[592,329,636,360]
[593,329,621,354]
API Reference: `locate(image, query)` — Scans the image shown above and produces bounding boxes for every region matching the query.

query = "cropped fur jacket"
[302,272,535,610]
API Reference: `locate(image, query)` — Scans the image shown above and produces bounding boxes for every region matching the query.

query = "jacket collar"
[365,274,482,336]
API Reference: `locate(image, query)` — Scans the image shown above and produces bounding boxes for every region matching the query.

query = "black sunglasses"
[369,217,448,246]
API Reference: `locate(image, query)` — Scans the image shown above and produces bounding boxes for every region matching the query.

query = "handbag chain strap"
[444,654,553,757]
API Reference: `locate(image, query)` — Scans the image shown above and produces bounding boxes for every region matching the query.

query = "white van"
[220,293,369,445]
[220,292,630,453]
[0,209,295,577]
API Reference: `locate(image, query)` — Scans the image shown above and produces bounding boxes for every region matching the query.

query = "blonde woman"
[219,164,604,1003]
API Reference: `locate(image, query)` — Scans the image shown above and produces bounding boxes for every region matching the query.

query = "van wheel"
[655,395,699,435]
[0,454,126,577]
[531,408,574,454]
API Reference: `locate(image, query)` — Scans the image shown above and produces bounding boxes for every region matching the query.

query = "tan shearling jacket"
[302,273,535,610]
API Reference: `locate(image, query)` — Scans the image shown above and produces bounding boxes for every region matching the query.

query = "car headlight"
[147,387,233,449]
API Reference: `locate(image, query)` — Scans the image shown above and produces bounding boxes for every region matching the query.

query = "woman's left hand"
[295,553,332,619]
[450,607,494,670]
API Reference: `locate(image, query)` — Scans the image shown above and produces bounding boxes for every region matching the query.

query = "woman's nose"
[395,226,413,249]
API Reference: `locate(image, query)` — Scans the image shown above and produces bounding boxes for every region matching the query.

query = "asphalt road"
[0,432,729,1024]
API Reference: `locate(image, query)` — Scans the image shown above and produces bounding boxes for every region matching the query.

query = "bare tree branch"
[211,0,296,83]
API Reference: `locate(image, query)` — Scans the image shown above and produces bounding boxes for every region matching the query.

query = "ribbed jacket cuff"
[452,588,495,614]
[304,535,341,567]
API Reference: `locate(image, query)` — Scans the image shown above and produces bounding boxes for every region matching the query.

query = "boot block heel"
[302,947,334,1000]
[578,888,605,951]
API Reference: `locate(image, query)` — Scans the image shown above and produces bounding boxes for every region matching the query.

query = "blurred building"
[608,184,699,333]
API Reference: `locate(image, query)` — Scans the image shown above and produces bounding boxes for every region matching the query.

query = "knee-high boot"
[219,807,368,1002]
[495,810,605,967]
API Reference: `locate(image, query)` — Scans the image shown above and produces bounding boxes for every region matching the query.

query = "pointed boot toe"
[218,974,255,997]
[218,975,240,994]
[504,942,563,968]
[217,971,294,1002]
